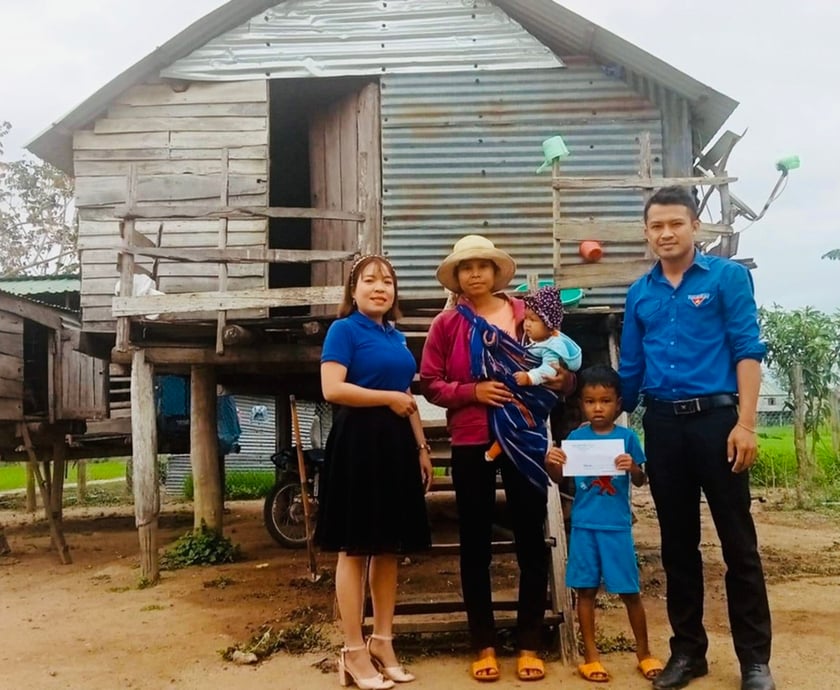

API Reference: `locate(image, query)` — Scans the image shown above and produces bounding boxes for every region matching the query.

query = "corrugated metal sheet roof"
[27,0,735,174]
[0,275,80,295]
[495,0,737,149]
[162,0,561,81]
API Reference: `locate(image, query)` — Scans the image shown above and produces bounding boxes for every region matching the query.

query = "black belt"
[643,394,738,416]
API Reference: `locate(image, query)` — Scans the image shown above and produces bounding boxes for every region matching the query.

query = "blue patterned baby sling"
[456,305,557,492]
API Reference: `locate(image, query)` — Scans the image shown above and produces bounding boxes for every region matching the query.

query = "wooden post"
[638,132,655,261]
[18,423,71,564]
[77,459,87,502]
[190,365,222,532]
[131,348,160,583]
[791,363,812,505]
[0,525,9,555]
[50,440,66,522]
[116,165,138,351]
[547,473,577,665]
[290,395,318,580]
[215,149,230,355]
[25,464,36,512]
[552,158,563,284]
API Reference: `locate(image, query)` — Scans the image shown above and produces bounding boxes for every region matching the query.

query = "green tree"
[823,249,840,261]
[0,121,77,275]
[759,306,840,504]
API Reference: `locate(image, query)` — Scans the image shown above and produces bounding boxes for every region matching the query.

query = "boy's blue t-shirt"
[321,310,416,391]
[565,424,645,531]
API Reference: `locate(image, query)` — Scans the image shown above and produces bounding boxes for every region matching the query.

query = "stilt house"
[25,0,745,641]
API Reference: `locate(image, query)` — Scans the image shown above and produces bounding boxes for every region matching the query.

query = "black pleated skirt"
[314,406,431,555]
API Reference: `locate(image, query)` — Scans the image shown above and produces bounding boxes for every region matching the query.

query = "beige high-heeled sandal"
[366,634,416,683]
[338,644,395,689]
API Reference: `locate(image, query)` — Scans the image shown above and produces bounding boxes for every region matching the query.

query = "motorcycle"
[263,446,324,548]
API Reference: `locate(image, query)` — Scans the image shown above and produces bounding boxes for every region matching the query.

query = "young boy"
[484,286,582,462]
[545,364,663,683]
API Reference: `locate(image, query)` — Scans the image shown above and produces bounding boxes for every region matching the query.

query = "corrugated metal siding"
[495,0,736,149]
[163,396,329,495]
[233,394,276,459]
[162,0,562,82]
[381,63,664,307]
[165,454,276,496]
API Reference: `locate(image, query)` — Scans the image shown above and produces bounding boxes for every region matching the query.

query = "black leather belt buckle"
[673,398,703,415]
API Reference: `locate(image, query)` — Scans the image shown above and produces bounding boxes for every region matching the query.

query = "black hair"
[643,185,699,222]
[578,364,621,395]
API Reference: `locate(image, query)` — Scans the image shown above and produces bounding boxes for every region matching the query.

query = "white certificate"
[561,439,624,476]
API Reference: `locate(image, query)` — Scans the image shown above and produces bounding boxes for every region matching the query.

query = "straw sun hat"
[435,234,517,294]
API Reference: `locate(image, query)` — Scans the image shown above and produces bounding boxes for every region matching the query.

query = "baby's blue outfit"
[526,332,582,384]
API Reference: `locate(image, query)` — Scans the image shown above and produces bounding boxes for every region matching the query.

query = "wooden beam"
[112,285,344,317]
[131,348,160,583]
[0,293,64,330]
[553,220,732,243]
[190,365,222,533]
[554,259,654,289]
[114,204,365,222]
[111,344,323,367]
[552,174,736,190]
[119,246,356,264]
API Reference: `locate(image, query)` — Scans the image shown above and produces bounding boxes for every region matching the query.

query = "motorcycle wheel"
[263,479,313,548]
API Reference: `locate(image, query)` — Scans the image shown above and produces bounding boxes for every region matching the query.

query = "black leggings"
[451,444,548,650]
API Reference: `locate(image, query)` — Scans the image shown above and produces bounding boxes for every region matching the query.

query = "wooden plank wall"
[0,312,24,420]
[60,339,108,421]
[310,83,382,292]
[74,80,270,331]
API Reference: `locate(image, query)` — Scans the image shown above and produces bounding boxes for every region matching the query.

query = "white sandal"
[338,644,395,689]
[366,634,416,683]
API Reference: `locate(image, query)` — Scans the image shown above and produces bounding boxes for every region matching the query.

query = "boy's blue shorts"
[565,527,640,594]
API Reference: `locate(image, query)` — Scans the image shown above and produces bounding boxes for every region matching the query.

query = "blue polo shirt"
[321,310,416,391]
[619,251,766,412]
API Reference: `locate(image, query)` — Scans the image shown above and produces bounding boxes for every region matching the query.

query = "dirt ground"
[1,487,838,690]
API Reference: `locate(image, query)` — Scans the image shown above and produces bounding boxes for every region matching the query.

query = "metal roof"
[26,0,737,175]
[0,275,80,295]
[162,0,562,81]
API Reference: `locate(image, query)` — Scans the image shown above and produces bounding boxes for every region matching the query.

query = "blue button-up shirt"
[619,251,766,412]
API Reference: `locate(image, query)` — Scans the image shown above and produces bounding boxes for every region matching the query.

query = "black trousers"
[643,405,772,664]
[450,444,548,651]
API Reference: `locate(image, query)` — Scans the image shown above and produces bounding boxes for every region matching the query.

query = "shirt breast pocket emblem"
[688,293,711,307]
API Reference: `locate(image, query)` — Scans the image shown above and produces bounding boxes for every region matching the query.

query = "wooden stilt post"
[25,464,36,512]
[77,459,87,502]
[18,423,71,564]
[50,440,66,521]
[0,525,9,555]
[190,365,222,533]
[131,348,160,583]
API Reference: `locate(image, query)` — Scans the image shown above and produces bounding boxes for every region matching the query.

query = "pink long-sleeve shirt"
[419,296,526,446]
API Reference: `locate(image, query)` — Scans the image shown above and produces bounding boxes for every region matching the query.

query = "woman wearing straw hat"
[420,235,576,682]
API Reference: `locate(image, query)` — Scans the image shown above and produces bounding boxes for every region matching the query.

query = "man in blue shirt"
[619,187,774,690]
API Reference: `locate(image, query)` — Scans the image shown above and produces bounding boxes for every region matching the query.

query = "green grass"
[0,460,127,492]
[754,425,840,492]
[182,470,275,501]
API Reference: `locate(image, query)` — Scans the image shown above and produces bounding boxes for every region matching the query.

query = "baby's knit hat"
[523,286,565,331]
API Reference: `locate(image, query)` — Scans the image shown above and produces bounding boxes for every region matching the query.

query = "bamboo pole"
[190,365,222,532]
[132,348,160,583]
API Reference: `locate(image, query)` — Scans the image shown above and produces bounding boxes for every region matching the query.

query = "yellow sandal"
[578,661,609,683]
[516,654,545,681]
[470,653,500,683]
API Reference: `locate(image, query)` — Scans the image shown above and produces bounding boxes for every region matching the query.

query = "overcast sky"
[1,0,836,312]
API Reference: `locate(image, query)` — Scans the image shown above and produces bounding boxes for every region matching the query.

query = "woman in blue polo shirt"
[316,254,433,690]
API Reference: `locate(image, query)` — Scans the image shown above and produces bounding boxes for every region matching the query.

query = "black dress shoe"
[652,655,709,690]
[741,663,776,690]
